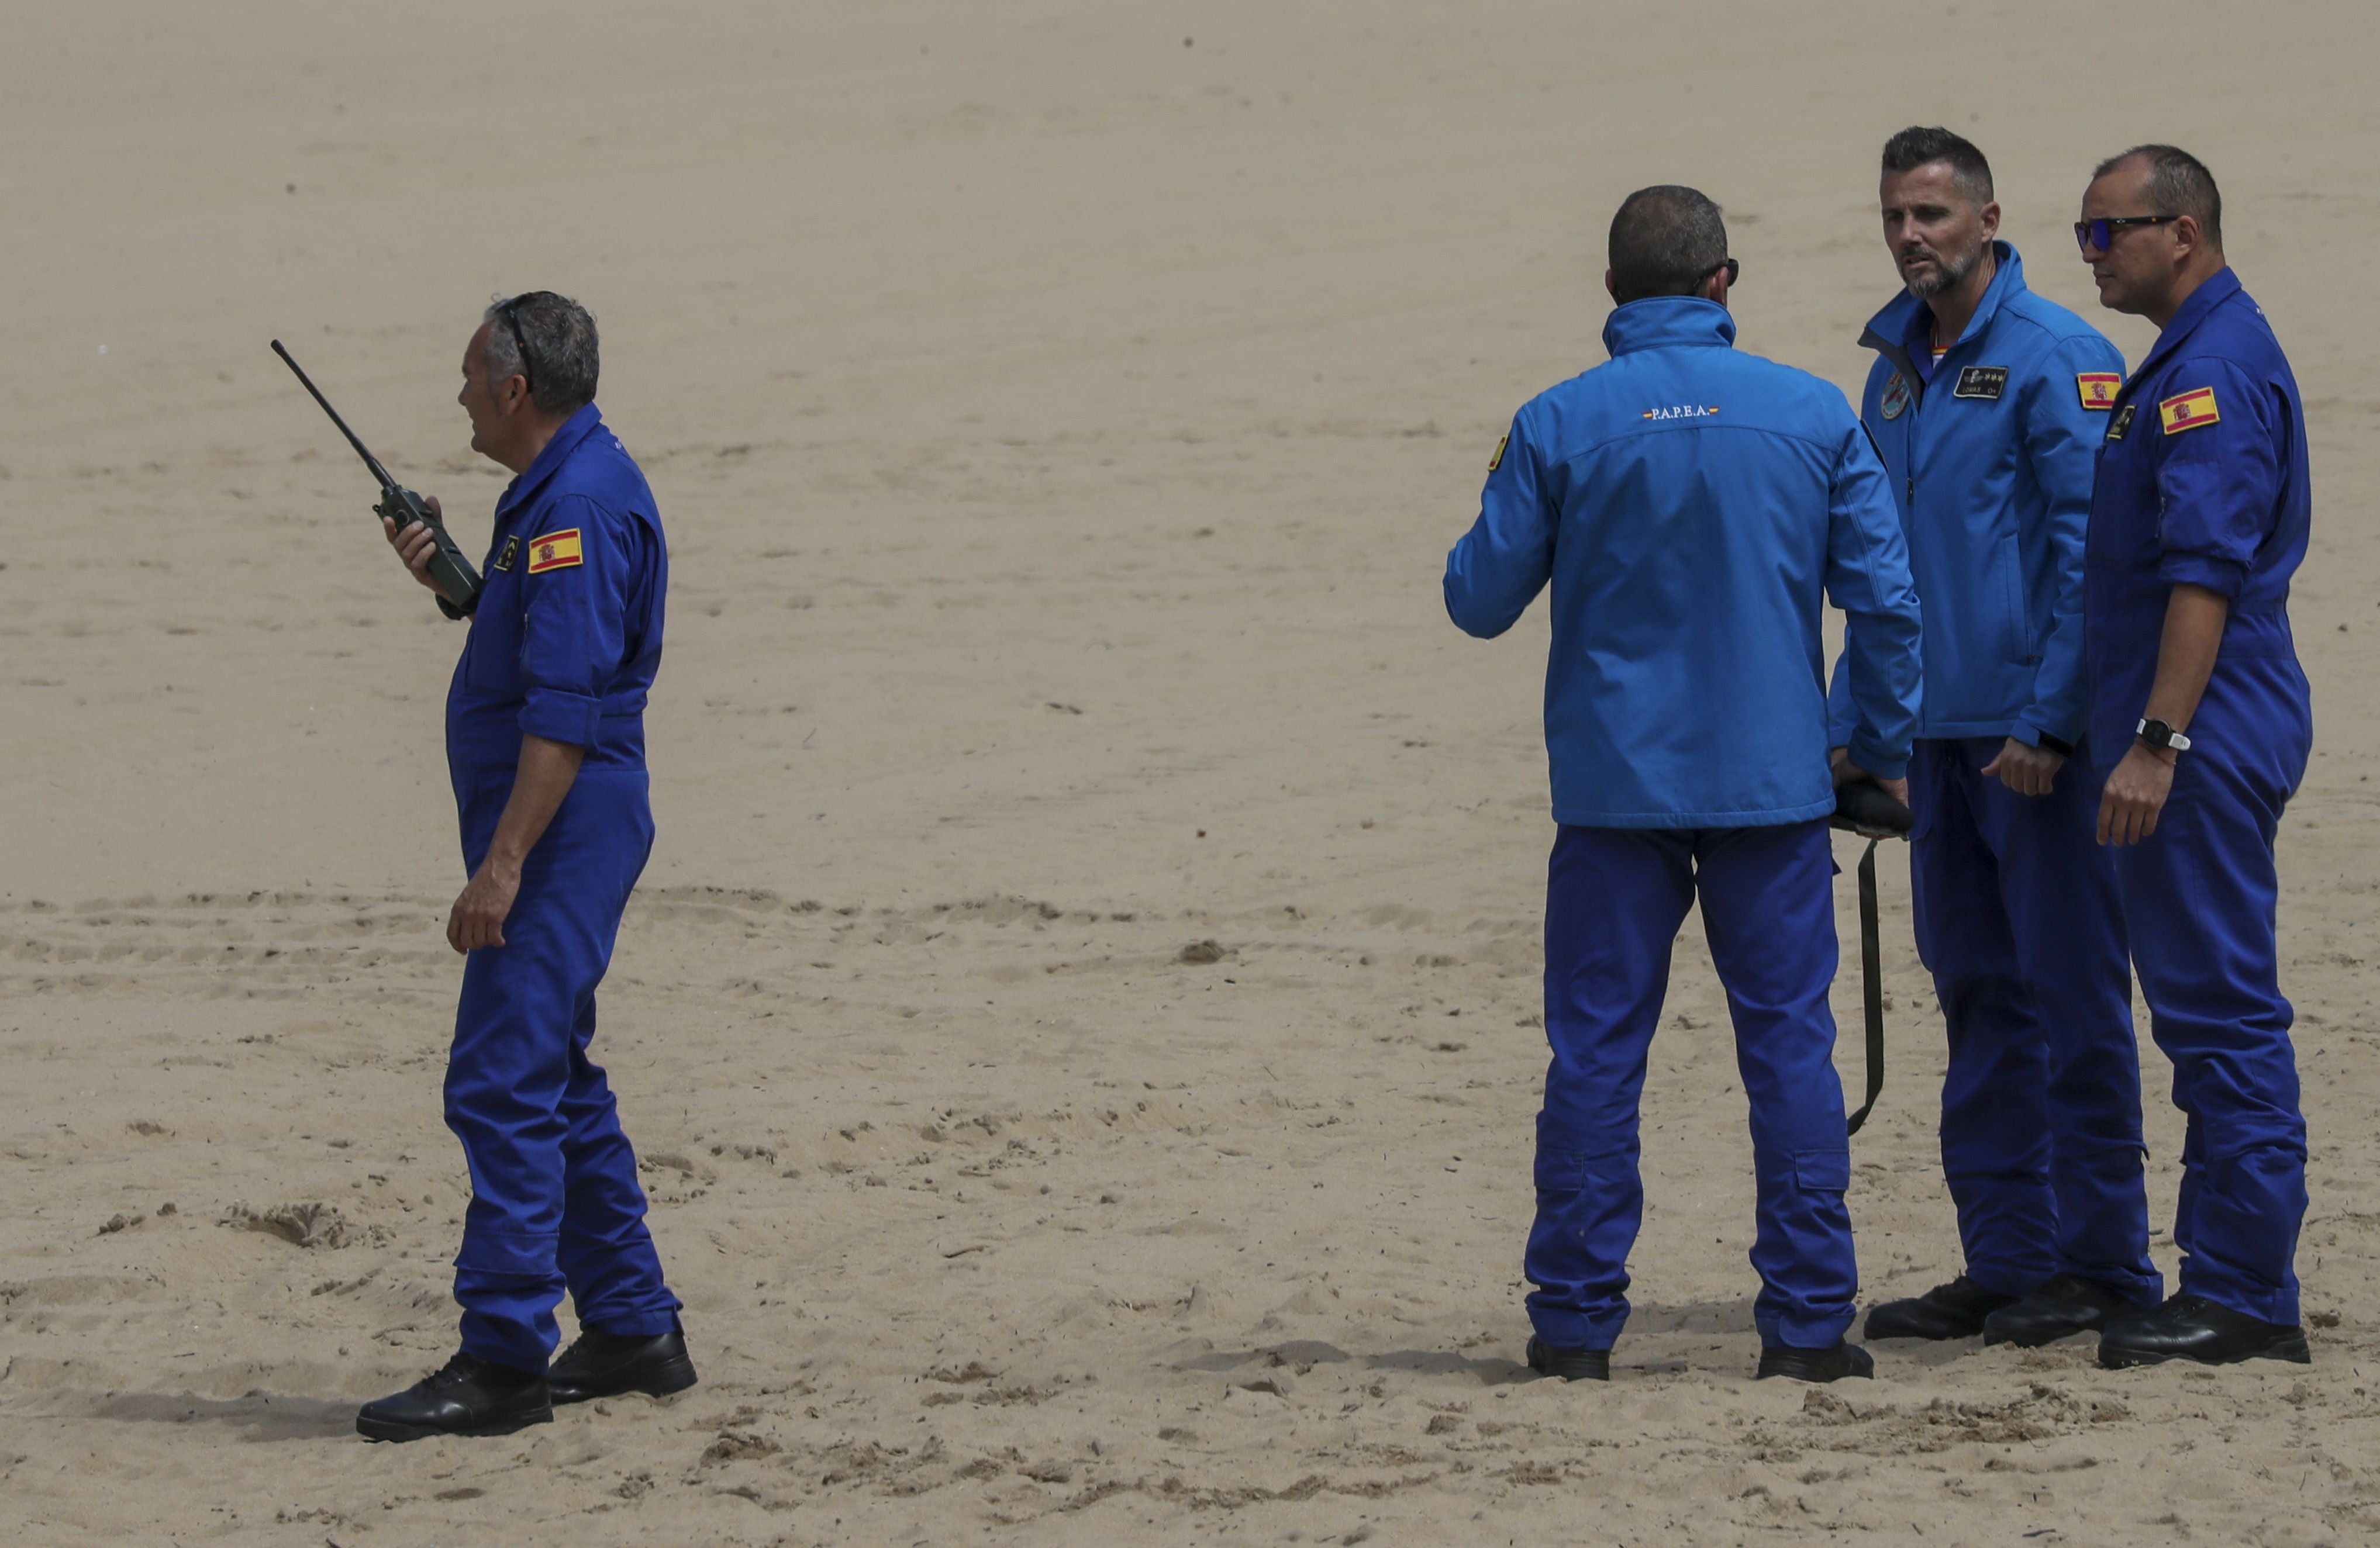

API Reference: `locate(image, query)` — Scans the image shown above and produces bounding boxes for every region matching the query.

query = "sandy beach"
[6,2,2380,1542]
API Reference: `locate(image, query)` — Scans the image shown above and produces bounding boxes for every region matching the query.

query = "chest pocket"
[460,564,525,694]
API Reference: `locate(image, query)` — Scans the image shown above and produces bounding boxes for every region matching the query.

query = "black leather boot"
[547,1328,699,1405]
[1756,1341,1875,1382]
[356,1352,553,1442]
[1526,1336,1610,1382]
[2098,1294,2312,1369]
[1863,1275,2016,1340]
[1981,1273,2136,1347]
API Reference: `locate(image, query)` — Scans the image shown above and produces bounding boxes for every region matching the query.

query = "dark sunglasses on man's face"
[2074,215,2177,255]
[1699,257,1741,288]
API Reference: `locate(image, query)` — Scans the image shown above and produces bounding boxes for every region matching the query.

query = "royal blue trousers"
[447,766,682,1373]
[1527,820,1857,1352]
[2102,658,2312,1326]
[1908,737,2158,1305]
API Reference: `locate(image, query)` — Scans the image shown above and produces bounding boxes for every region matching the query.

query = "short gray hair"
[1608,186,1729,305]
[2093,144,2222,247]
[1881,126,1994,206]
[483,291,600,416]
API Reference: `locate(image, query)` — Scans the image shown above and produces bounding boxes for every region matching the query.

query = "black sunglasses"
[1700,257,1742,289]
[2074,215,2177,254]
[495,298,538,398]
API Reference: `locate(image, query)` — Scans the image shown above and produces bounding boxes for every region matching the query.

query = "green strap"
[1846,837,1886,1136]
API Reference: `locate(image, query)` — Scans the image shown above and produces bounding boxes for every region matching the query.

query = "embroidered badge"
[525,527,584,573]
[1488,434,1507,472]
[1640,405,1719,420]
[1880,372,1909,421]
[2077,373,2120,411]
[1953,366,2009,400]
[2159,386,2220,435]
[491,535,520,572]
[2107,403,2137,441]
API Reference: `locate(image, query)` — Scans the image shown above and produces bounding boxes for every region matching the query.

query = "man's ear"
[1978,199,2002,241]
[1699,269,1730,306]
[2169,213,2206,267]
[1604,268,1620,303]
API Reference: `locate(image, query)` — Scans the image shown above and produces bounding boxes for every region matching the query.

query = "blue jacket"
[1829,243,2124,752]
[446,403,669,783]
[1444,298,1923,828]
[2085,267,2310,766]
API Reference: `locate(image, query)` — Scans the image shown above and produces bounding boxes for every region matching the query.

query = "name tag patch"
[491,535,520,572]
[1641,404,1719,420]
[1880,372,1910,420]
[526,528,584,573]
[2077,373,2120,411]
[2159,386,2221,435]
[2106,403,2137,441]
[1953,366,2009,400]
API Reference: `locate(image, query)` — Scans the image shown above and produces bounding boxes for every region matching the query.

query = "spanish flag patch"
[2077,373,2120,411]
[1488,434,1508,472]
[525,527,584,573]
[2158,386,2220,436]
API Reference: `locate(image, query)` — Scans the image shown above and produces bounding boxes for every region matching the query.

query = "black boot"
[2098,1294,2312,1369]
[1756,1341,1875,1382]
[548,1328,700,1405]
[1863,1275,2016,1340]
[1525,1336,1610,1382]
[1981,1273,2136,1347]
[356,1352,553,1443]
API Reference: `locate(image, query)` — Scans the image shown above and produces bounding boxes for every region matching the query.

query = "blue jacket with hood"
[1445,296,1923,830]
[1829,243,2124,753]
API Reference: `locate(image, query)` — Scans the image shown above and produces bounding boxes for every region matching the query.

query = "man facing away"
[1843,127,2161,1349]
[1444,186,1923,1384]
[2079,146,2313,1368]
[357,293,698,1440]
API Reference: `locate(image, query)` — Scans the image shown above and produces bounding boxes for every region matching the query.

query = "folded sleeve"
[2152,358,2279,599]
[1443,410,1555,639]
[516,496,633,748]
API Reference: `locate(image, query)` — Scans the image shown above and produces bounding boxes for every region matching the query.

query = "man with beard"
[1840,128,2160,1349]
[2079,146,2313,1367]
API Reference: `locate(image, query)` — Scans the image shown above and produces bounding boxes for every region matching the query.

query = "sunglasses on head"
[495,298,538,399]
[2074,215,2177,254]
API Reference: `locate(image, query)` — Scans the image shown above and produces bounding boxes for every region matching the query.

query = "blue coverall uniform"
[1444,296,1924,1352]
[2085,267,2313,1326]
[443,403,682,1373]
[1834,243,2158,1305]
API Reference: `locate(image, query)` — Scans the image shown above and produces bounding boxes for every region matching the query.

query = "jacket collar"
[496,402,604,522]
[1602,296,1737,358]
[2132,265,2244,384]
[1859,240,2027,375]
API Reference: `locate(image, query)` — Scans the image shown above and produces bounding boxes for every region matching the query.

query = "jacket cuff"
[519,687,601,748]
[2157,552,2248,599]
[1847,732,1909,782]
[2010,721,2078,758]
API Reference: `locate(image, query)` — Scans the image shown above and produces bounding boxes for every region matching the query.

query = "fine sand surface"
[6,3,2380,1543]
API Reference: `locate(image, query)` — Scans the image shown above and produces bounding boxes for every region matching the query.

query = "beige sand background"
[4,2,2378,1542]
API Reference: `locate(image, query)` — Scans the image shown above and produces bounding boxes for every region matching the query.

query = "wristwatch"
[2137,717,2193,753]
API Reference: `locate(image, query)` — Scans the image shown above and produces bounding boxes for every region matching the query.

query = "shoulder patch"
[1953,366,2008,400]
[1880,372,1909,420]
[2159,386,2220,435]
[2106,403,2137,441]
[491,534,520,572]
[2077,373,2120,411]
[1488,434,1508,472]
[526,528,584,573]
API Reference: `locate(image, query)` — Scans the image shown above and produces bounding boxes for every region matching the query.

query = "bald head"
[2093,144,2223,250]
